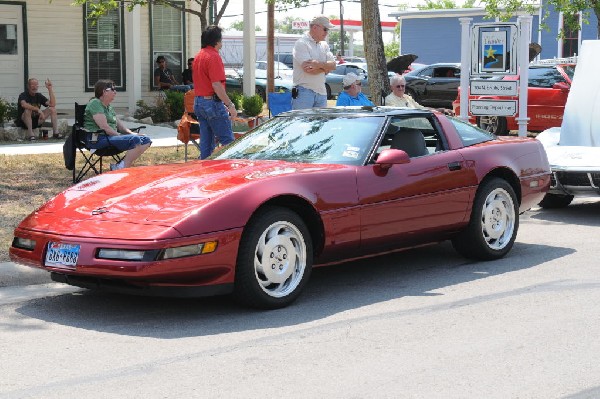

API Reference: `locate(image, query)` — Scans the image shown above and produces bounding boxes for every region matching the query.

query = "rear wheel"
[452,178,518,260]
[234,206,313,309]
[539,193,574,208]
[477,116,508,136]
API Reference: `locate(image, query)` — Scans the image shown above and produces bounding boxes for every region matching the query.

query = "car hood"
[19,160,350,238]
[537,127,600,170]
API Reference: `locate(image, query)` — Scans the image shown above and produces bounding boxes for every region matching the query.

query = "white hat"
[343,73,360,87]
[310,15,335,29]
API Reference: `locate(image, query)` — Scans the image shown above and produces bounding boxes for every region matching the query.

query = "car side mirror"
[375,149,411,171]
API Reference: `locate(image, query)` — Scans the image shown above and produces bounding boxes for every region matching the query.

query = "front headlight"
[12,237,36,251]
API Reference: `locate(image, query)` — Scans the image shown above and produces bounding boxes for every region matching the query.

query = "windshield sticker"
[342,145,361,159]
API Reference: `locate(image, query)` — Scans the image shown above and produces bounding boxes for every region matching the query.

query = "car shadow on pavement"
[13,240,575,339]
[528,198,600,227]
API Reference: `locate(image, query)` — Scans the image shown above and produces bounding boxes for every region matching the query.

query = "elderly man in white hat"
[292,15,337,109]
[336,72,374,106]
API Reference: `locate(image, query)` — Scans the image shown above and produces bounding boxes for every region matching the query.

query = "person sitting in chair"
[16,78,60,141]
[154,55,191,92]
[84,80,152,171]
[336,73,374,106]
[385,74,453,116]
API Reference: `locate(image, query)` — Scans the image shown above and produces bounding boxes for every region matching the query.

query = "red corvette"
[10,108,551,309]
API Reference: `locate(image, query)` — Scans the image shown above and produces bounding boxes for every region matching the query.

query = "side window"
[375,116,442,159]
[418,67,434,78]
[450,118,494,146]
[151,2,185,88]
[84,4,125,90]
[257,62,266,70]
[528,67,565,88]
[334,65,346,74]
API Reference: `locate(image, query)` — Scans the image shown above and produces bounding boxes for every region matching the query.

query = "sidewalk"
[0,119,181,156]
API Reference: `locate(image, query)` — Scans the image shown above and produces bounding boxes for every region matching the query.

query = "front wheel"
[452,178,519,260]
[477,116,508,136]
[234,206,313,309]
[539,193,574,208]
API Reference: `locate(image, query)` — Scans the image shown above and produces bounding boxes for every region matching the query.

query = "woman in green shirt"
[84,80,152,170]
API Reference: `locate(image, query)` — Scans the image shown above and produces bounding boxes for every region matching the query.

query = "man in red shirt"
[192,25,237,159]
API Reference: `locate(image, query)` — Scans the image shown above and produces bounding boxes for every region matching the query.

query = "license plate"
[45,242,80,269]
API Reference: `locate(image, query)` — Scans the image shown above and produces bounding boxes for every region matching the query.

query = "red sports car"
[10,108,551,309]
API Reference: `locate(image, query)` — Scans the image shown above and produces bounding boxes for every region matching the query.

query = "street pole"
[340,0,344,55]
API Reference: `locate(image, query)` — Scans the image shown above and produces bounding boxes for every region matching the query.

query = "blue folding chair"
[268,91,293,117]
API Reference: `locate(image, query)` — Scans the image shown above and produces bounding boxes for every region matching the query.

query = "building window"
[151,3,185,88]
[0,24,18,55]
[84,3,125,90]
[561,14,579,58]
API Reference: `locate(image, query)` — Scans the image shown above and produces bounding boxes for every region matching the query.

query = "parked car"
[10,107,550,309]
[403,63,461,109]
[452,63,575,135]
[535,41,597,209]
[226,68,293,101]
[239,61,294,80]
[274,52,293,69]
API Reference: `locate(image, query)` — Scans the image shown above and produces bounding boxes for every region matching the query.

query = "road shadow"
[528,197,600,227]
[12,240,574,339]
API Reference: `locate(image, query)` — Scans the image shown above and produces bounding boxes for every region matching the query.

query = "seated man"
[181,57,194,88]
[84,79,152,171]
[16,78,60,140]
[385,74,454,116]
[336,73,374,107]
[154,55,191,92]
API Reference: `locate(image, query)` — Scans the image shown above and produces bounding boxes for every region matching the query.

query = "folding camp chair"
[67,103,144,183]
[267,91,293,117]
[177,90,201,161]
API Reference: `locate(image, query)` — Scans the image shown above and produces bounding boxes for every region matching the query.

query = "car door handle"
[447,161,462,171]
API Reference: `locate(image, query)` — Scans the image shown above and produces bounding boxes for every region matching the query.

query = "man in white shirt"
[292,15,336,109]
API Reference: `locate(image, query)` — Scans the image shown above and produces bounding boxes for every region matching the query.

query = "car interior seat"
[390,128,429,157]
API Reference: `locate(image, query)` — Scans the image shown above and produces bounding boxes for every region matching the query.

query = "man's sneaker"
[109,161,125,171]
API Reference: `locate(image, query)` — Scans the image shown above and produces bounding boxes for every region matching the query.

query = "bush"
[134,94,170,123]
[164,90,184,120]
[0,98,17,124]
[228,91,243,110]
[242,94,264,117]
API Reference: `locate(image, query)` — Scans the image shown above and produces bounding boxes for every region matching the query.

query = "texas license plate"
[45,242,80,269]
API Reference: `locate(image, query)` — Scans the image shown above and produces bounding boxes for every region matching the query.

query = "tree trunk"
[361,0,390,106]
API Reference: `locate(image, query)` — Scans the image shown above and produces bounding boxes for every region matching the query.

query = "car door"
[526,66,571,131]
[356,115,474,252]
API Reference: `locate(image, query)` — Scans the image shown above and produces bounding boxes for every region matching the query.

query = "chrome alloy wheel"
[480,187,515,250]
[253,221,307,298]
[479,116,499,132]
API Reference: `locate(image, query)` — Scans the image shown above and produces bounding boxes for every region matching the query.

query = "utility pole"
[339,0,344,55]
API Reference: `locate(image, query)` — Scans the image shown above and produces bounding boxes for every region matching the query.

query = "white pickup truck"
[536,40,600,208]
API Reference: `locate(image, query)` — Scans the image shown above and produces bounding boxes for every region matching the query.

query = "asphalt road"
[1,198,600,398]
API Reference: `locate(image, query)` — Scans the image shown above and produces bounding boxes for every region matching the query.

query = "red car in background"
[453,63,575,135]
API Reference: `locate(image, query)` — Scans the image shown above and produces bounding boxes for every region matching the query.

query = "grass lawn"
[0,146,187,263]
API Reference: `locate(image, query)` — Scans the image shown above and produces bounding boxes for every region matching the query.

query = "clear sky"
[218,0,416,31]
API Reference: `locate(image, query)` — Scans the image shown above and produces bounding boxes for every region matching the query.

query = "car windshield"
[212,115,385,165]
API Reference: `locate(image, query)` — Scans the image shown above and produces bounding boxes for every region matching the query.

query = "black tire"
[477,116,509,136]
[539,193,574,209]
[234,206,313,309]
[255,85,266,101]
[325,83,332,100]
[452,177,519,260]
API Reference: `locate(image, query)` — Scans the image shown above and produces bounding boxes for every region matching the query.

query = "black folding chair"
[68,103,144,183]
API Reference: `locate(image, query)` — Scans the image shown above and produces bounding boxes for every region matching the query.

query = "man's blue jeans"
[292,86,327,110]
[193,97,234,159]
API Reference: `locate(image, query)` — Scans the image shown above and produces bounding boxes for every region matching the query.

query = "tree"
[274,16,305,34]
[361,0,389,105]
[72,0,231,32]
[230,20,262,32]
[481,0,600,39]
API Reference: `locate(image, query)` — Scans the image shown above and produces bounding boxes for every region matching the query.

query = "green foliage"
[134,95,170,123]
[242,94,264,118]
[0,98,17,124]
[164,90,184,121]
[228,91,244,110]
[230,20,262,31]
[384,41,400,60]
[482,0,598,37]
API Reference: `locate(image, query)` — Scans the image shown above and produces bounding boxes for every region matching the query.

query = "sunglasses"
[395,85,406,88]
[104,87,116,92]
[322,26,329,32]
[355,82,362,86]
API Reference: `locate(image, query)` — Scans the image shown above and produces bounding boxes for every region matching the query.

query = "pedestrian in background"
[192,25,237,159]
[292,15,336,109]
